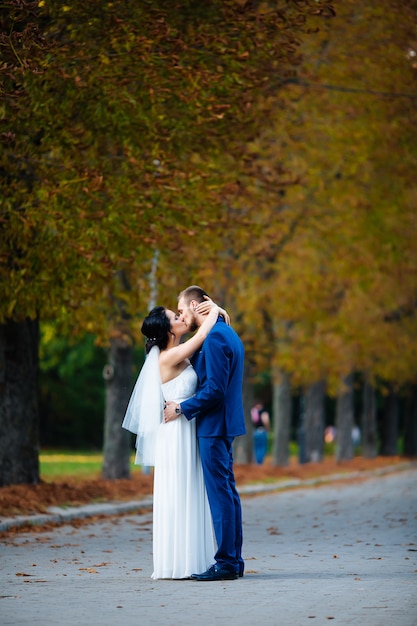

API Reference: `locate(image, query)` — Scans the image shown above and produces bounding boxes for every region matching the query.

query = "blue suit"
[181,317,246,574]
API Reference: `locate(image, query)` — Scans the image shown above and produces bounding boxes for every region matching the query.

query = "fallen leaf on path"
[79,567,98,573]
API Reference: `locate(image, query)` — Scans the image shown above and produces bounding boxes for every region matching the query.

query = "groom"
[164,285,246,581]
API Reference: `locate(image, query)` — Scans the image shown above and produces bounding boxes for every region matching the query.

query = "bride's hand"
[195,297,218,316]
[195,296,230,325]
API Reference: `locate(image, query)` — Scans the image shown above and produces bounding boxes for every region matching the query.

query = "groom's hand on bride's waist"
[163,401,182,423]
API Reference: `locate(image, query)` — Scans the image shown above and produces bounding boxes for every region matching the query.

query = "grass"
[39,450,142,479]
[40,443,340,480]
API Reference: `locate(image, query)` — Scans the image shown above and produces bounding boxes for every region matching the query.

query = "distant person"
[352,425,361,447]
[251,403,270,464]
[324,426,336,444]
[164,285,246,581]
[122,297,228,579]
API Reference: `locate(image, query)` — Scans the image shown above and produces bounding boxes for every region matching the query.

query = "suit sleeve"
[181,328,231,420]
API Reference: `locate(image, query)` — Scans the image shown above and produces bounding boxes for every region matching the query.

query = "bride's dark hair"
[141,306,171,354]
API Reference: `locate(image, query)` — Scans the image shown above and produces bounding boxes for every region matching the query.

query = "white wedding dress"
[152,364,215,579]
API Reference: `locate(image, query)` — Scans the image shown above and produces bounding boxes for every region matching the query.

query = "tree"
[0,320,39,486]
[403,386,417,458]
[361,378,377,459]
[213,0,417,463]
[271,368,292,466]
[381,388,400,456]
[1,0,335,484]
[102,328,133,479]
[304,380,326,462]
[264,0,417,392]
[335,374,354,462]
[234,363,256,464]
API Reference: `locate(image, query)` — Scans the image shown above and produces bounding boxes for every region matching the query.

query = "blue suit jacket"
[181,317,246,438]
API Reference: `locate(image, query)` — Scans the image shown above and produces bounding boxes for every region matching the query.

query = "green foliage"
[39,328,108,447]
[38,324,146,448]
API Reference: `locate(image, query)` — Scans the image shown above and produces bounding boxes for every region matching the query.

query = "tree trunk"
[403,385,417,458]
[0,318,40,486]
[335,373,354,462]
[101,333,133,479]
[233,357,254,464]
[362,378,377,459]
[304,380,326,463]
[272,367,291,467]
[297,394,307,464]
[381,389,399,456]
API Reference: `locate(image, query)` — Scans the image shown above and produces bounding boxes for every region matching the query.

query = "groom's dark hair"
[179,285,209,304]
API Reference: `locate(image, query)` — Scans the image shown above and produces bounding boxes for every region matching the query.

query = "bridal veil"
[122,346,164,466]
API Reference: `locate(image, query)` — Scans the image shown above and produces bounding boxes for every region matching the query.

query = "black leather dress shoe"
[191,564,238,581]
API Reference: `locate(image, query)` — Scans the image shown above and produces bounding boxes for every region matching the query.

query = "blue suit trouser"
[198,436,244,574]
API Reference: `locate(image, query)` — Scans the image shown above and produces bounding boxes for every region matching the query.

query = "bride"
[122,299,228,579]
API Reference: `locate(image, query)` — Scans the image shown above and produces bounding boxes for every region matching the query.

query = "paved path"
[1,468,416,626]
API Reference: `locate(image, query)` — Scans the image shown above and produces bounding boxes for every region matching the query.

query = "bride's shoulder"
[161,361,194,385]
